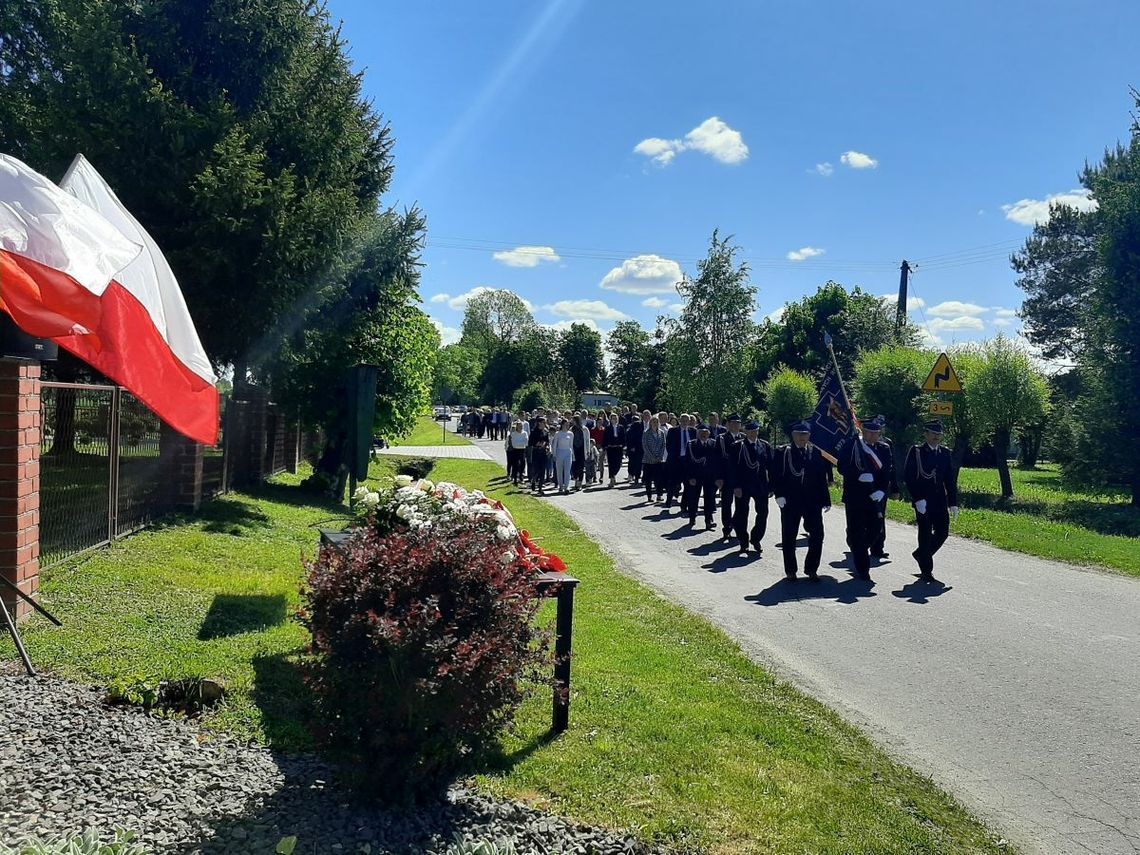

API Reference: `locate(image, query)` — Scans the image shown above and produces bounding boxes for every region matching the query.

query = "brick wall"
[0,360,40,620]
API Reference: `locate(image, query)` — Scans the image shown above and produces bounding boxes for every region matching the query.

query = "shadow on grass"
[252,651,315,751]
[960,491,1140,538]
[198,594,288,640]
[155,496,271,536]
[254,481,350,515]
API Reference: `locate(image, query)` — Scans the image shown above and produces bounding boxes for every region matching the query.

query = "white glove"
[870,490,885,503]
[950,506,959,520]
[914,499,928,515]
[775,497,787,509]
[858,472,874,483]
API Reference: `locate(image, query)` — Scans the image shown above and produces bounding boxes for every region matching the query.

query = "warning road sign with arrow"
[922,352,962,393]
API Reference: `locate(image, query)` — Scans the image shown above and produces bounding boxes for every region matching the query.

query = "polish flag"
[0,153,219,445]
[58,155,219,445]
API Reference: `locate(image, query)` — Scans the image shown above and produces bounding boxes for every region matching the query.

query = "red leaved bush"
[302,522,551,803]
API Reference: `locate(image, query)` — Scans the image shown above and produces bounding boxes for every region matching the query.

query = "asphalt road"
[455,429,1140,855]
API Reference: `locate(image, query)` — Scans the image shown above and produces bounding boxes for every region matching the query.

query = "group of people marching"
[475,405,959,583]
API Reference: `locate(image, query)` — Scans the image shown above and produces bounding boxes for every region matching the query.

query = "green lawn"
[833,463,1139,576]
[399,413,471,446]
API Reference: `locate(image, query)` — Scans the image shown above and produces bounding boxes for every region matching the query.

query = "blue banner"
[808,363,854,463]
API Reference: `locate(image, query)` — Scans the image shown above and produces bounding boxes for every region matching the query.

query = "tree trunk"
[1017,427,1042,468]
[951,435,970,473]
[994,428,1014,499]
[46,386,77,456]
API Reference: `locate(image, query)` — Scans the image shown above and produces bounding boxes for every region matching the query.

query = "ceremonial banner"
[808,362,854,465]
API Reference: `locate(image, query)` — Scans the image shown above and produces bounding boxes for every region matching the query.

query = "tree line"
[0,0,437,489]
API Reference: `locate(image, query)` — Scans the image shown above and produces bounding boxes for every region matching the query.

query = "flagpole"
[822,331,856,426]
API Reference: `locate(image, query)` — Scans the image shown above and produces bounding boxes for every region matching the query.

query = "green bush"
[761,367,816,444]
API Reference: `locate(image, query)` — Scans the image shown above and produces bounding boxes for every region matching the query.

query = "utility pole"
[895,260,911,337]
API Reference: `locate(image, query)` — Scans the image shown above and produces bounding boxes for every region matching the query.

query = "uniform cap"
[745,420,760,431]
[790,420,812,434]
[923,420,944,434]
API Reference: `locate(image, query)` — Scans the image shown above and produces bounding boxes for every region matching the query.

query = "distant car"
[433,410,452,422]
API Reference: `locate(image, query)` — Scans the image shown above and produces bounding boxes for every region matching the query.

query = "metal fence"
[40,382,167,567]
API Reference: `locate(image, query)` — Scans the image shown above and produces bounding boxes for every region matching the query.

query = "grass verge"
[3,451,1008,854]
[399,414,471,447]
[832,463,1139,576]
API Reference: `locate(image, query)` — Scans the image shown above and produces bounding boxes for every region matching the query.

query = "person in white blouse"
[505,420,529,485]
[552,419,576,495]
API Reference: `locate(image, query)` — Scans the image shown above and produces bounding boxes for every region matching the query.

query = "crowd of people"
[459,404,959,583]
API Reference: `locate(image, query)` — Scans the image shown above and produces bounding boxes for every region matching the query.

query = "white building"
[580,391,620,409]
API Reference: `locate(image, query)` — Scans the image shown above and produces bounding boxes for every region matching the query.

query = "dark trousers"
[844,498,878,576]
[915,502,950,573]
[871,497,888,555]
[643,462,664,500]
[530,450,549,489]
[720,482,735,532]
[780,503,824,576]
[605,447,623,479]
[506,447,525,482]
[683,477,717,522]
[627,449,643,480]
[572,450,584,481]
[733,488,769,549]
[665,458,686,504]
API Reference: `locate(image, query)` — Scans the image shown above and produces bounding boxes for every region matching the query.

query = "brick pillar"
[160,425,204,511]
[0,360,40,621]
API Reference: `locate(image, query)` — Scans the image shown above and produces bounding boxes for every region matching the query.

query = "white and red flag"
[0,153,219,445]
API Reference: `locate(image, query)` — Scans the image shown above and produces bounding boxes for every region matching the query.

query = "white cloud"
[546,318,602,333]
[766,306,787,324]
[929,316,985,333]
[600,254,684,295]
[430,318,461,346]
[668,303,685,314]
[928,300,987,318]
[840,150,878,169]
[992,318,1014,328]
[633,137,680,166]
[545,299,630,321]
[429,293,450,304]
[446,286,534,312]
[633,116,749,167]
[786,246,825,262]
[993,307,1019,319]
[814,162,834,177]
[880,294,926,311]
[642,296,668,309]
[1001,188,1098,226]
[917,328,944,349]
[492,245,560,268]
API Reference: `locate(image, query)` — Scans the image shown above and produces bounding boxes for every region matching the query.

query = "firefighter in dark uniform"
[684,426,719,529]
[732,420,773,556]
[772,421,832,580]
[837,417,891,580]
[903,420,959,582]
[870,414,897,560]
[715,413,744,539]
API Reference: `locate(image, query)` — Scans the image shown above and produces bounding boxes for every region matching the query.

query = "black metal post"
[552,583,575,734]
[0,594,34,676]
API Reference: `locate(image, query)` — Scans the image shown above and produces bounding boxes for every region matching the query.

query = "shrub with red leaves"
[302,520,550,803]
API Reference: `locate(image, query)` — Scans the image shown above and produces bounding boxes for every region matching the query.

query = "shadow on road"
[686,539,737,557]
[746,574,877,606]
[703,551,756,573]
[892,577,954,604]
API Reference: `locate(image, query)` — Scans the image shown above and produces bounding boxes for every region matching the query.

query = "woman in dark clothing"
[570,415,587,491]
[527,417,550,495]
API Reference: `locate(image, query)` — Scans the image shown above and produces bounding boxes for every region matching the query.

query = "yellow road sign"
[930,401,954,416]
[923,352,963,393]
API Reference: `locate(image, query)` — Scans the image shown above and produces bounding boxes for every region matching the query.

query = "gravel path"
[0,670,663,855]
[458,427,1140,855]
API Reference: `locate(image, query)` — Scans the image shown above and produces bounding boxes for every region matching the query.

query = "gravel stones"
[0,670,670,854]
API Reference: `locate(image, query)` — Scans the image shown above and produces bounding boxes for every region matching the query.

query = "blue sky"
[326,0,1137,357]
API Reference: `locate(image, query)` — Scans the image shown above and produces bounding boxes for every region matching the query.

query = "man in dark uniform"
[903,420,959,582]
[684,426,719,528]
[602,413,625,487]
[707,412,726,437]
[732,420,773,556]
[772,421,832,580]
[837,417,891,580]
[870,414,897,560]
[716,413,744,539]
[625,409,649,484]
